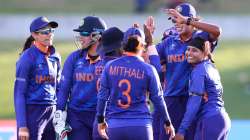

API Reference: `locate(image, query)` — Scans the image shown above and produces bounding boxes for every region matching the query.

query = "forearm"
[190,20,221,40]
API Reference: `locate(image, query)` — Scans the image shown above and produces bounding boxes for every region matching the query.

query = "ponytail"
[20,35,34,55]
[208,53,215,63]
[203,41,215,63]
[123,37,140,53]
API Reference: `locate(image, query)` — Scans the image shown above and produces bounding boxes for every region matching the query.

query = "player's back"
[103,55,153,119]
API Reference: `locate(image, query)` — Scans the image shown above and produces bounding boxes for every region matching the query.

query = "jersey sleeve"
[148,55,162,75]
[56,54,74,111]
[14,55,32,127]
[148,66,171,122]
[178,66,205,135]
[156,41,167,61]
[189,68,205,95]
[178,95,202,135]
[96,65,110,117]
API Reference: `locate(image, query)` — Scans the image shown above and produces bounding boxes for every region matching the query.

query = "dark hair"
[123,37,140,53]
[104,49,123,57]
[21,35,35,54]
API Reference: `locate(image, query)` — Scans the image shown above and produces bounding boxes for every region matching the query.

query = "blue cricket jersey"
[14,45,61,127]
[156,30,217,97]
[95,56,119,91]
[178,60,225,135]
[162,26,179,41]
[57,50,101,112]
[97,54,171,127]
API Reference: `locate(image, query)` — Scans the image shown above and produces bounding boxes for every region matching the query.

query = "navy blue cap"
[73,16,107,33]
[187,37,205,51]
[123,27,146,45]
[97,27,124,55]
[30,16,58,32]
[175,3,196,18]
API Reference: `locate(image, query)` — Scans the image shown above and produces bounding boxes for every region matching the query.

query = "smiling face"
[32,27,55,46]
[79,34,92,48]
[174,22,193,36]
[185,45,205,64]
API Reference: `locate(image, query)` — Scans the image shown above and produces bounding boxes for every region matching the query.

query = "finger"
[20,136,27,140]
[147,16,154,26]
[19,134,29,140]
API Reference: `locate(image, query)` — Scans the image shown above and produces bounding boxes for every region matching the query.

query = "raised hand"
[165,9,187,24]
[145,16,155,34]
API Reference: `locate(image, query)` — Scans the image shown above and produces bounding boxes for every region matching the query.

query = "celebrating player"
[96,27,175,140]
[146,2,222,140]
[53,16,107,140]
[174,37,231,140]
[14,16,60,140]
[92,26,124,139]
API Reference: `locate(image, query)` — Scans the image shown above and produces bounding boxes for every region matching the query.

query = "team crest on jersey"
[37,64,44,70]
[170,43,175,50]
[76,61,84,68]
[176,6,182,13]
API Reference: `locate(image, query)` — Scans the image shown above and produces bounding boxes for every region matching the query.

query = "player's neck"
[180,32,193,42]
[88,44,98,56]
[34,41,49,54]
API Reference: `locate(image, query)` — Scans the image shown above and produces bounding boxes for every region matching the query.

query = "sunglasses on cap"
[79,31,91,37]
[36,28,55,35]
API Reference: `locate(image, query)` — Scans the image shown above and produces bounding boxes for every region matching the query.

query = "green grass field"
[0,40,250,119]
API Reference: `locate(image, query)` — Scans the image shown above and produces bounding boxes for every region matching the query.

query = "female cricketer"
[96,27,175,140]
[174,37,231,140]
[14,16,60,140]
[92,26,124,140]
[53,16,107,140]
[146,2,222,140]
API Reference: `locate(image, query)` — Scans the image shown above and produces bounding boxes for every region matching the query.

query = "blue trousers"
[67,109,104,140]
[195,110,231,140]
[108,126,153,140]
[17,104,56,140]
[157,96,196,140]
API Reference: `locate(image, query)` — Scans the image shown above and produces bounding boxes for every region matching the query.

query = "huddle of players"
[14,2,231,140]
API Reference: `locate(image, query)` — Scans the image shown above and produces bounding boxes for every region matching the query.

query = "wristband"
[186,17,192,25]
[97,115,105,123]
[165,120,171,127]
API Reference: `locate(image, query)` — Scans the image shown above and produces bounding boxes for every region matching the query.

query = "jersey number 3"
[118,79,131,109]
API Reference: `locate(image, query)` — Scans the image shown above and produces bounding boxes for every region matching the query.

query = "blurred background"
[0,0,249,139]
